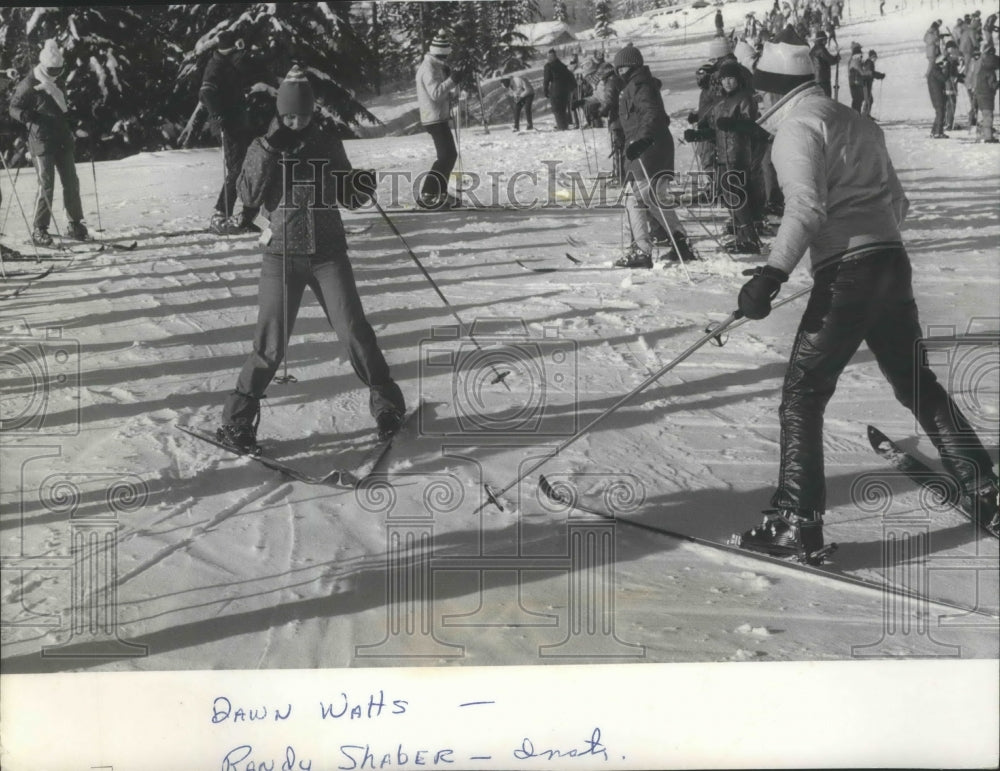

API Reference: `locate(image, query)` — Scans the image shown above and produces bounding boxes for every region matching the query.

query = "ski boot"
[67,220,89,241]
[723,238,762,256]
[660,231,697,262]
[730,509,832,564]
[614,243,653,269]
[233,211,262,234]
[960,479,1000,538]
[755,220,776,237]
[375,409,405,442]
[209,211,241,235]
[31,228,54,247]
[216,422,261,455]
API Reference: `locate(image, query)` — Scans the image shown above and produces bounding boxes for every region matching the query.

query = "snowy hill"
[1,0,998,767]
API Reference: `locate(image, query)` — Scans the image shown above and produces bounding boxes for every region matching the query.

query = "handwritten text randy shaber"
[219,728,610,769]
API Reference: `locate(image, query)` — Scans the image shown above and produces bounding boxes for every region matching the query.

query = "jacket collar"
[757,82,823,135]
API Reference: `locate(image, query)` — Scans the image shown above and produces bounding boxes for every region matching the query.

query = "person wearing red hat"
[217,65,406,452]
[731,27,999,559]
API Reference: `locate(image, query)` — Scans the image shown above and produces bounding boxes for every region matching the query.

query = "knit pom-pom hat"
[753,26,814,95]
[429,30,452,57]
[613,43,643,69]
[276,65,314,116]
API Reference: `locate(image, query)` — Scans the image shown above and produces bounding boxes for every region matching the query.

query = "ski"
[176,424,353,486]
[1,266,55,300]
[868,425,998,537]
[24,239,104,257]
[345,223,373,235]
[515,254,582,273]
[351,401,424,483]
[55,234,138,252]
[537,474,998,620]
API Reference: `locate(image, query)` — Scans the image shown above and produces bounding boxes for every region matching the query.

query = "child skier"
[217,66,406,452]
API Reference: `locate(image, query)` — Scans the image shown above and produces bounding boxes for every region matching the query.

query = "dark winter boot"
[209,211,238,235]
[234,210,262,234]
[614,243,653,269]
[216,422,261,454]
[67,220,89,241]
[723,237,762,255]
[731,509,826,563]
[660,231,698,262]
[960,479,1000,538]
[755,220,776,237]
[375,409,405,442]
[31,228,54,247]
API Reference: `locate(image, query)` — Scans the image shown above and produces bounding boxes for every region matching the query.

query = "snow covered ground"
[1,2,998,762]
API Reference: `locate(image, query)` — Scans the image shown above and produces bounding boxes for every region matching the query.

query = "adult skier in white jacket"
[732,28,999,561]
[415,30,460,209]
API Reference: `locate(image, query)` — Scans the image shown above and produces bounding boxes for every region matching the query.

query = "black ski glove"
[737,265,789,320]
[687,111,699,124]
[683,128,714,142]
[265,122,299,153]
[625,136,653,160]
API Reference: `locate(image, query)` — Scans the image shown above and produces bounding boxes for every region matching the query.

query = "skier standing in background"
[809,30,840,98]
[847,42,865,111]
[975,43,998,142]
[502,73,534,132]
[217,66,406,451]
[543,49,576,131]
[415,30,461,209]
[8,40,89,246]
[611,45,696,269]
[199,30,260,235]
[732,30,999,559]
[860,50,885,118]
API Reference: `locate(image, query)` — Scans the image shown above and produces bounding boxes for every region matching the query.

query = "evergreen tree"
[592,0,616,38]
[553,0,569,24]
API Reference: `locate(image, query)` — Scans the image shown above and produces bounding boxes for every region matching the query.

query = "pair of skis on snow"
[176,403,422,488]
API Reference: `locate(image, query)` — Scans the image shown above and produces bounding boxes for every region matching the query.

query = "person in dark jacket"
[611,45,695,268]
[715,9,725,36]
[688,59,766,254]
[8,40,88,246]
[596,62,626,185]
[976,45,998,142]
[543,49,576,130]
[860,49,886,117]
[847,42,865,111]
[928,45,959,137]
[809,30,840,97]
[199,30,260,235]
[217,66,405,451]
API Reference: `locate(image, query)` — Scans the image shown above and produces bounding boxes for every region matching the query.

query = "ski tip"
[565,252,582,264]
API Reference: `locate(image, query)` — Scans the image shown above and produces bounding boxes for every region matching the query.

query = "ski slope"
[1,1,997,680]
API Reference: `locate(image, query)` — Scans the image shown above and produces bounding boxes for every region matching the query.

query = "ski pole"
[1,164,20,236]
[453,99,463,207]
[0,151,40,261]
[274,152,297,386]
[220,126,231,239]
[637,157,693,283]
[483,308,746,511]
[372,197,511,390]
[90,151,104,233]
[577,108,593,176]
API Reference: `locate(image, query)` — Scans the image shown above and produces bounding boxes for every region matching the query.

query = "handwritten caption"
[211,692,612,770]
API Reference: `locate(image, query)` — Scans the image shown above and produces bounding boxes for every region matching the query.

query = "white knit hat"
[753,26,814,95]
[707,36,732,60]
[429,30,452,57]
[39,39,64,69]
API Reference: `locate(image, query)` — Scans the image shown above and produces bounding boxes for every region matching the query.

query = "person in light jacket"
[217,66,405,451]
[502,73,534,131]
[731,29,998,561]
[415,30,460,209]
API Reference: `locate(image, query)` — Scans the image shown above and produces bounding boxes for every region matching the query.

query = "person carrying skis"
[217,66,406,452]
[809,30,840,98]
[199,30,260,235]
[611,45,695,269]
[501,73,534,132]
[543,49,576,131]
[8,40,89,247]
[860,49,885,118]
[415,30,461,209]
[732,29,999,560]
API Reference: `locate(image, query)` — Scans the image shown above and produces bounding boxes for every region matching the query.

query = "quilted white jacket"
[760,83,909,276]
[416,54,457,126]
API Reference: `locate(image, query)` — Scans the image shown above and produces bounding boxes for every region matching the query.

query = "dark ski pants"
[762,143,783,211]
[514,95,534,130]
[549,92,571,130]
[420,120,457,201]
[215,128,258,222]
[773,248,994,513]
[33,147,84,232]
[223,253,404,426]
[849,82,865,112]
[928,83,946,135]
